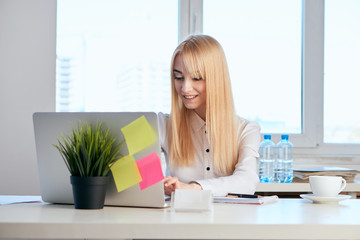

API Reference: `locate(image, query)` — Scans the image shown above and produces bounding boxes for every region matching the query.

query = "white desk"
[256,182,360,198]
[1,199,360,240]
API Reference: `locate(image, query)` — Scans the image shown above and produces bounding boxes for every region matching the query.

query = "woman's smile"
[183,94,198,100]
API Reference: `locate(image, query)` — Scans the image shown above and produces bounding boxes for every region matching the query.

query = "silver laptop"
[33,112,168,208]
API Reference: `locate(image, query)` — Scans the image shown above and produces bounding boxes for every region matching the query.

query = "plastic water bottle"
[276,135,293,183]
[258,135,275,183]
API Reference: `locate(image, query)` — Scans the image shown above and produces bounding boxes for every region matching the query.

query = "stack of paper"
[293,167,360,183]
[213,195,278,205]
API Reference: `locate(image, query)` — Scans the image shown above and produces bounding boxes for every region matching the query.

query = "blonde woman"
[159,34,260,197]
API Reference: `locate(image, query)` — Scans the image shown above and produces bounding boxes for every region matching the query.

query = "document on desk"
[213,195,278,205]
[0,195,42,205]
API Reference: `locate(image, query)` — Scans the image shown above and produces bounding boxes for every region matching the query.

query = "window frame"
[179,0,360,156]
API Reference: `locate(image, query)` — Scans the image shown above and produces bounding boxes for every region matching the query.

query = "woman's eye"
[193,77,202,81]
[174,76,184,80]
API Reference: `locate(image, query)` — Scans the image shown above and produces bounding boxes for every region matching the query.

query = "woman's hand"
[163,176,202,196]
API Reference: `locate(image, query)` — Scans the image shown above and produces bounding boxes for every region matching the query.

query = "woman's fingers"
[164,176,179,195]
[164,176,178,186]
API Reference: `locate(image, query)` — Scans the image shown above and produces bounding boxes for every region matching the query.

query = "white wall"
[0,0,56,194]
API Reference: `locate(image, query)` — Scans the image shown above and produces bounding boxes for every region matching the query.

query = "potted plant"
[53,121,123,209]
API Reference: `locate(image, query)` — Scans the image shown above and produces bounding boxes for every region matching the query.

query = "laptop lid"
[33,112,167,208]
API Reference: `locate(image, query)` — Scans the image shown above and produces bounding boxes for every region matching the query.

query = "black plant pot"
[70,176,109,209]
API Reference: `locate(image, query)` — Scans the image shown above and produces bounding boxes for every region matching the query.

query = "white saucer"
[300,194,351,204]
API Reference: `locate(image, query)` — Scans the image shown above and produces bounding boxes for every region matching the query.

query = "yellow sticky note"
[121,115,157,155]
[110,155,142,192]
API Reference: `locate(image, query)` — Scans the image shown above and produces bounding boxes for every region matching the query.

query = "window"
[56,0,360,156]
[324,0,360,144]
[56,0,178,113]
[203,0,302,134]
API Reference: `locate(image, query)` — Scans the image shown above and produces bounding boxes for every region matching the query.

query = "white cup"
[309,176,346,197]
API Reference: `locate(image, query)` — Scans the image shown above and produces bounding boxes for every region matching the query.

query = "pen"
[226,193,262,198]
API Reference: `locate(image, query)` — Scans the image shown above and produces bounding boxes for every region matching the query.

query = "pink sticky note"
[136,152,164,190]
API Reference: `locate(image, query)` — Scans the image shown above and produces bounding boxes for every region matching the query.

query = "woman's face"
[173,54,207,120]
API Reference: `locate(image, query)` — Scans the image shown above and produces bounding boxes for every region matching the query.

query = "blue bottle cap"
[264,135,271,140]
[281,135,289,140]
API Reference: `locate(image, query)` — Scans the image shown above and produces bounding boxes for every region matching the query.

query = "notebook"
[33,112,168,208]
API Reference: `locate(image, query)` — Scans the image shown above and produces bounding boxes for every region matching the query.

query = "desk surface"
[1,199,360,240]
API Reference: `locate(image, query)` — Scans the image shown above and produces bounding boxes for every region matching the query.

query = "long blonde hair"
[168,34,239,175]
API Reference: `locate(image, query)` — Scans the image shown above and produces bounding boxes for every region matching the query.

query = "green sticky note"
[110,155,142,192]
[121,115,157,155]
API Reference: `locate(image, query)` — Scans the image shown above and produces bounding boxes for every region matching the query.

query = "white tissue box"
[171,189,212,212]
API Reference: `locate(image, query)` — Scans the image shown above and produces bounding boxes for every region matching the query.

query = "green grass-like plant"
[53,121,123,177]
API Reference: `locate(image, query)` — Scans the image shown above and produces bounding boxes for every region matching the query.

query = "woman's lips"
[183,95,197,100]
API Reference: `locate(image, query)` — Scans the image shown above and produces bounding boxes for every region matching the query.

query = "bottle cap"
[281,135,289,140]
[264,135,271,140]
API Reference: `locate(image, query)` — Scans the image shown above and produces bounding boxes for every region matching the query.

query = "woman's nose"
[181,78,192,92]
